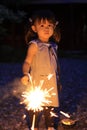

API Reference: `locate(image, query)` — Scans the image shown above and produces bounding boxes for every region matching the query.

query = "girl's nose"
[44,26,49,30]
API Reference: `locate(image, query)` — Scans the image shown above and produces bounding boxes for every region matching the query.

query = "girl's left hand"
[20,75,29,85]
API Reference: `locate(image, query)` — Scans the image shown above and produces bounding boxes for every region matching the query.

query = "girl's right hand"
[20,75,29,85]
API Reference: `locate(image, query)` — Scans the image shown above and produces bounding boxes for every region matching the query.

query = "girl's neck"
[38,38,49,44]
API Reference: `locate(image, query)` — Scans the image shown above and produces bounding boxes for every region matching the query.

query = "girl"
[21,9,62,130]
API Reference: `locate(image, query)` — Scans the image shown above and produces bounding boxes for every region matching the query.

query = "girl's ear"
[31,25,37,32]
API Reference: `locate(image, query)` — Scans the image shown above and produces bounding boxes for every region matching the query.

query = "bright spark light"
[20,74,55,130]
[60,111,70,118]
[50,111,58,117]
[20,74,55,112]
[21,86,54,112]
[47,74,54,80]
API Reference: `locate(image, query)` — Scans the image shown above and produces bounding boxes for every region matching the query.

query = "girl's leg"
[25,110,40,130]
[25,109,33,129]
[44,107,60,130]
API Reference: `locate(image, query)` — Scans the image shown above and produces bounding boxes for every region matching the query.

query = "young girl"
[21,9,62,130]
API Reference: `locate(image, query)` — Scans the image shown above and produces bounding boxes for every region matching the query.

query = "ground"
[0,55,87,130]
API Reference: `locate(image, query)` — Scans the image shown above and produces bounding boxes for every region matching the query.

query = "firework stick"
[31,113,35,130]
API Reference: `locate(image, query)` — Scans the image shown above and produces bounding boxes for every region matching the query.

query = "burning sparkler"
[20,73,55,130]
[21,84,53,112]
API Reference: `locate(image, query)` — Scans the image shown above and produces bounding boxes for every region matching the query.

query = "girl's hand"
[20,75,29,85]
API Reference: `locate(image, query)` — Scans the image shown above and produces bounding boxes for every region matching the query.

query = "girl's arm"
[21,43,38,85]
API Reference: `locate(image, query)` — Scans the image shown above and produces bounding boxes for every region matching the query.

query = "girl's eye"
[39,24,54,28]
[48,24,53,27]
[40,25,44,27]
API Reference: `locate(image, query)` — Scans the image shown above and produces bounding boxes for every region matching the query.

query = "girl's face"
[32,19,55,42]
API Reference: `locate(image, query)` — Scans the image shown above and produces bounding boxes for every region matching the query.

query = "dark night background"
[0,0,87,62]
[0,1,87,130]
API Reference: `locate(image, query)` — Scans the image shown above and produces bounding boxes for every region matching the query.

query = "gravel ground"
[0,57,87,130]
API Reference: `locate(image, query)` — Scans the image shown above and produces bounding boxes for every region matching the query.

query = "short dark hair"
[30,9,57,25]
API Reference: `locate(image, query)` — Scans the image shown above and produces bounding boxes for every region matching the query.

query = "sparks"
[20,74,55,112]
[60,111,70,118]
[20,74,55,129]
[21,86,53,112]
[50,111,58,117]
[47,73,54,80]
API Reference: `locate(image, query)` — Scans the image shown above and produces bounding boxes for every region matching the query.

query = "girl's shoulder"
[27,40,38,54]
[28,39,38,45]
[50,41,58,50]
[28,39,45,47]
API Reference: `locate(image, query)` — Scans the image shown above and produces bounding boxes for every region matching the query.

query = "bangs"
[36,18,55,25]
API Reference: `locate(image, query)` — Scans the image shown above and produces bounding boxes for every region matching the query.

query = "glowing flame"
[21,85,54,112]
[20,74,55,130]
[20,74,55,112]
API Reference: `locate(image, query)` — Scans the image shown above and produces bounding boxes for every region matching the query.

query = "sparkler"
[20,74,55,130]
[21,84,53,112]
